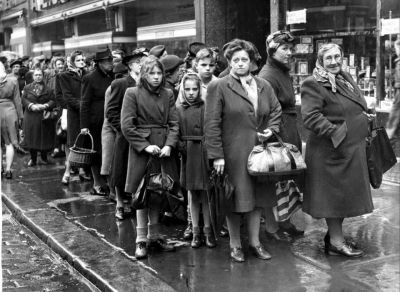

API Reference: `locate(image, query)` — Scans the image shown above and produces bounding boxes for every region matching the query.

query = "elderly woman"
[205,39,282,262]
[1,61,23,179]
[301,43,374,257]
[22,67,56,166]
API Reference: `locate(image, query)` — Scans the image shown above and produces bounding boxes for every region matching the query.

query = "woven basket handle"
[73,132,94,151]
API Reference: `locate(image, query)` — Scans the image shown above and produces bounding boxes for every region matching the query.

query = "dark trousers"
[30,150,48,163]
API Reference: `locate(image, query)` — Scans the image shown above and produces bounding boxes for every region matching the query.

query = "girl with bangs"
[121,56,179,259]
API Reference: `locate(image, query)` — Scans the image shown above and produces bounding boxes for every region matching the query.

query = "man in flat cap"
[160,54,184,101]
[80,48,114,196]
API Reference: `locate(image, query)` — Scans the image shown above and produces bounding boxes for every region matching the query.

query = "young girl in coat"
[177,73,215,248]
[121,56,179,259]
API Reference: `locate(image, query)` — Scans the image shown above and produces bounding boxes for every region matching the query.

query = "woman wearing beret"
[205,39,282,262]
[301,43,375,257]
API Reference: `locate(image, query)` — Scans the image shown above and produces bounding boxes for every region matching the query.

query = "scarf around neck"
[313,61,354,93]
[141,78,162,95]
[67,63,82,77]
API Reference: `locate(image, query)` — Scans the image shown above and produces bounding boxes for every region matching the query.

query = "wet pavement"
[1,155,400,291]
[1,203,99,291]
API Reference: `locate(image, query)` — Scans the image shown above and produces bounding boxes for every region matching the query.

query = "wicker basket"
[69,133,96,167]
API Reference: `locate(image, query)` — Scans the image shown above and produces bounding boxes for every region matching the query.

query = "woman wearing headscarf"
[58,51,87,184]
[21,67,56,166]
[205,39,282,262]
[0,61,23,179]
[258,30,304,240]
[301,43,375,257]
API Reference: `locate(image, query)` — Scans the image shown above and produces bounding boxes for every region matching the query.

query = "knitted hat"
[160,55,184,72]
[266,30,295,56]
[149,45,166,58]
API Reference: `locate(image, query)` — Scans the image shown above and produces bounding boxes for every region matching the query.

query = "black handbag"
[366,124,397,189]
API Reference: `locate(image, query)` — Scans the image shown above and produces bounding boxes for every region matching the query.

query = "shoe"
[324,232,358,249]
[5,171,12,179]
[325,240,363,257]
[249,245,272,260]
[115,207,124,220]
[27,159,36,167]
[79,172,92,181]
[191,234,202,248]
[205,233,217,248]
[108,192,116,202]
[265,229,291,242]
[90,185,108,196]
[149,238,175,252]
[279,222,304,236]
[230,247,245,262]
[183,223,193,240]
[61,174,70,185]
[219,227,229,238]
[135,241,148,259]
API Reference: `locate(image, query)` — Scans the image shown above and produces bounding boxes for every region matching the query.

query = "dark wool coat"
[106,75,136,190]
[205,75,282,213]
[177,102,209,190]
[22,83,56,150]
[80,67,114,154]
[121,86,179,194]
[301,72,373,218]
[258,58,302,149]
[58,70,86,147]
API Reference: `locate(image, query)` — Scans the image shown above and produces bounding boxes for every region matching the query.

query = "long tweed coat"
[121,86,179,194]
[301,71,373,218]
[22,83,56,150]
[205,74,282,213]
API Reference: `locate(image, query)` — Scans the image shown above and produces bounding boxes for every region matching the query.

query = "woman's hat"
[93,48,113,62]
[266,30,295,56]
[10,59,23,68]
[122,48,147,65]
[149,45,166,58]
[160,55,184,72]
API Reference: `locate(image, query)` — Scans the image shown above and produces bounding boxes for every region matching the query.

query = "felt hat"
[10,59,23,68]
[122,48,147,65]
[160,55,184,72]
[93,48,113,62]
[149,45,166,58]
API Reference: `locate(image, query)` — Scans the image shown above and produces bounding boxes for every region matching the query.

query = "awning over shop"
[1,9,24,22]
[137,20,196,41]
[30,0,135,26]
[32,41,65,55]
[64,31,136,51]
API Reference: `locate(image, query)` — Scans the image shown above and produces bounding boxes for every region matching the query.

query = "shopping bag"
[272,180,302,222]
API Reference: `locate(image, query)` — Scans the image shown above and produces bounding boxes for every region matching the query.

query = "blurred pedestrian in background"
[22,68,56,167]
[301,43,374,257]
[1,61,23,179]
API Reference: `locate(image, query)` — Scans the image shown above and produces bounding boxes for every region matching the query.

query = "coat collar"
[227,74,265,105]
[25,82,51,96]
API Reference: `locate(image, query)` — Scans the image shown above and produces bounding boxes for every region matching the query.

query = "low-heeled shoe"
[183,224,193,240]
[149,238,175,252]
[61,174,70,185]
[249,245,272,260]
[325,241,363,257]
[205,234,217,248]
[91,186,108,196]
[230,247,245,262]
[191,234,202,248]
[135,241,148,259]
[115,207,124,220]
[219,227,229,238]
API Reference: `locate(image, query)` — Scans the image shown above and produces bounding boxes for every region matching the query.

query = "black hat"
[160,55,184,72]
[122,48,147,65]
[10,59,23,68]
[21,56,30,62]
[93,48,113,62]
[188,42,207,58]
[149,45,166,58]
[113,62,128,74]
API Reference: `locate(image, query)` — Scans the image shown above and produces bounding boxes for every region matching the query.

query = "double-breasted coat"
[22,83,56,150]
[301,71,373,218]
[177,102,209,190]
[80,67,114,156]
[205,75,282,213]
[121,85,179,194]
[106,75,136,190]
[58,70,85,147]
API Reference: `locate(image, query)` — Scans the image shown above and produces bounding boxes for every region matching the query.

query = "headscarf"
[67,61,82,77]
[266,30,295,56]
[313,60,354,93]
[180,73,203,108]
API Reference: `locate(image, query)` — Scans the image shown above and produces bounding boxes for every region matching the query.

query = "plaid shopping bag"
[272,180,302,222]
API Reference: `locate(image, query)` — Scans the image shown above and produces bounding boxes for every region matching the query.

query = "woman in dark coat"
[301,43,374,257]
[177,73,214,249]
[22,68,56,166]
[258,30,304,239]
[80,49,114,196]
[58,51,86,184]
[121,56,179,260]
[205,39,282,262]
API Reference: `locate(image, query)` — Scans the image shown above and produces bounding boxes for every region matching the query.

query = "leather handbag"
[247,132,306,177]
[366,124,397,189]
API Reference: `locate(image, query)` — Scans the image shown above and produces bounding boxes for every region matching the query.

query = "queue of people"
[1,30,384,263]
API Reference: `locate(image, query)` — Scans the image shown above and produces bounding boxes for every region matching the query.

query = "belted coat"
[205,74,282,212]
[121,85,179,193]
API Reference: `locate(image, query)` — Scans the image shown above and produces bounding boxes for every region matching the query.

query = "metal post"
[376,0,384,105]
[389,10,393,99]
